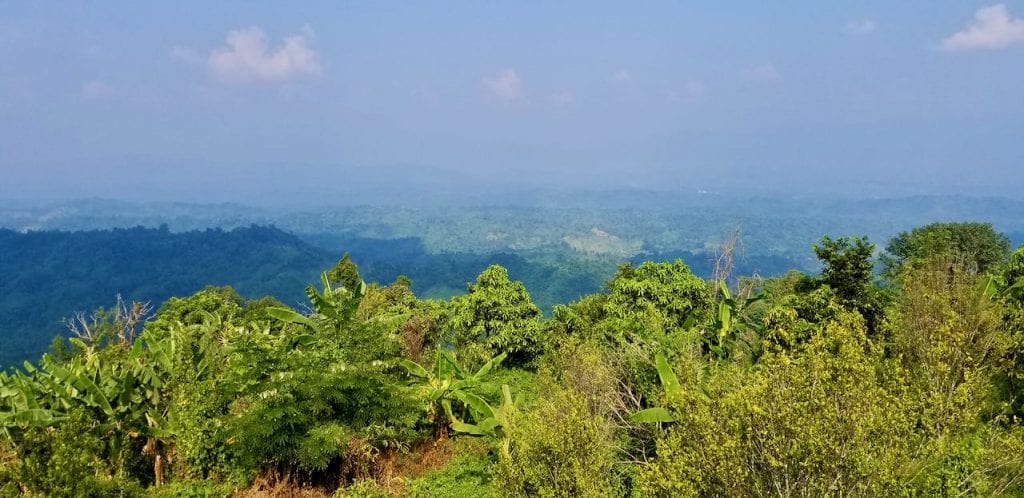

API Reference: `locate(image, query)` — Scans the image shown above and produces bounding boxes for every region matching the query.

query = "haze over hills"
[3,192,1022,368]
[5,2,1024,494]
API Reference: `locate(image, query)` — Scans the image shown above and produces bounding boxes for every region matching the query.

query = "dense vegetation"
[0,226,795,367]
[3,221,1024,496]
[0,226,333,366]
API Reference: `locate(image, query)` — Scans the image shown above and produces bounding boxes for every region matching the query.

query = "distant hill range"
[3,193,1022,367]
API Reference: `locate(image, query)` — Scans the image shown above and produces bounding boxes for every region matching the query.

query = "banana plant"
[400,351,506,427]
[0,370,63,440]
[267,272,365,340]
[629,354,681,424]
[705,280,765,359]
[445,383,518,440]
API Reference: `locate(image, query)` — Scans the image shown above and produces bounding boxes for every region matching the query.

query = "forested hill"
[0,226,804,367]
[0,225,609,366]
[0,226,333,365]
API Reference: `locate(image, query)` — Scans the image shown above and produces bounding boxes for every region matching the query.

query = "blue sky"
[1,1,1023,201]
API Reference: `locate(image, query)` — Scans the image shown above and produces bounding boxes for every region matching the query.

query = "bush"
[637,313,918,496]
[497,388,621,497]
[1,409,144,497]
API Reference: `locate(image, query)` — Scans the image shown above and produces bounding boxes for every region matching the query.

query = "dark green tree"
[884,222,1011,275]
[326,253,363,293]
[813,236,875,304]
[445,265,544,366]
[604,260,712,330]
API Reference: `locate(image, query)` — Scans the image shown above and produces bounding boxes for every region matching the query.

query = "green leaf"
[399,359,430,378]
[267,307,318,331]
[472,352,506,380]
[68,337,90,351]
[629,407,675,423]
[441,351,466,379]
[719,280,732,300]
[655,354,682,403]
[452,390,497,421]
[45,360,114,417]
[977,275,999,300]
[449,419,487,436]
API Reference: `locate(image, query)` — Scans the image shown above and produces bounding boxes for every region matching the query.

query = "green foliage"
[226,274,419,476]
[336,478,390,498]
[637,313,919,496]
[3,223,1024,496]
[604,260,712,332]
[893,258,1009,437]
[443,265,545,366]
[0,408,144,497]
[885,222,1012,275]
[497,388,621,497]
[813,235,875,303]
[145,481,234,498]
[400,350,507,431]
[404,438,495,498]
[328,253,364,293]
[810,235,890,334]
[1004,245,1024,418]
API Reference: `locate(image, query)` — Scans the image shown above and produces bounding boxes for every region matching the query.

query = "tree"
[884,222,1011,275]
[604,260,712,331]
[810,236,889,334]
[813,236,875,304]
[327,253,363,293]
[445,265,544,366]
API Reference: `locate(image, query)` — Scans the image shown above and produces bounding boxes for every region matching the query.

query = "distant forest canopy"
[2,193,1024,368]
[3,194,1024,262]
[0,225,801,367]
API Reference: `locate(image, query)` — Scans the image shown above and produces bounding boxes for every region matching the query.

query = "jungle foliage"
[3,221,1024,497]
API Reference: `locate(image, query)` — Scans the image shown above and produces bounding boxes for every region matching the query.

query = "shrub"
[497,388,621,497]
[2,409,144,497]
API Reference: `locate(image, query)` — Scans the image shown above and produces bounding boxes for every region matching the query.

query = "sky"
[1,1,1023,203]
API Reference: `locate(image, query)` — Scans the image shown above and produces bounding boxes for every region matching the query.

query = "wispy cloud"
[81,80,114,99]
[182,25,322,84]
[845,19,876,35]
[942,4,1024,51]
[483,68,523,103]
[742,64,782,82]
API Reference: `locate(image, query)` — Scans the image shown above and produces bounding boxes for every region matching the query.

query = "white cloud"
[942,4,1024,51]
[81,80,114,99]
[845,19,876,35]
[548,90,576,107]
[482,68,523,102]
[743,64,782,82]
[204,26,322,84]
[612,69,633,85]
